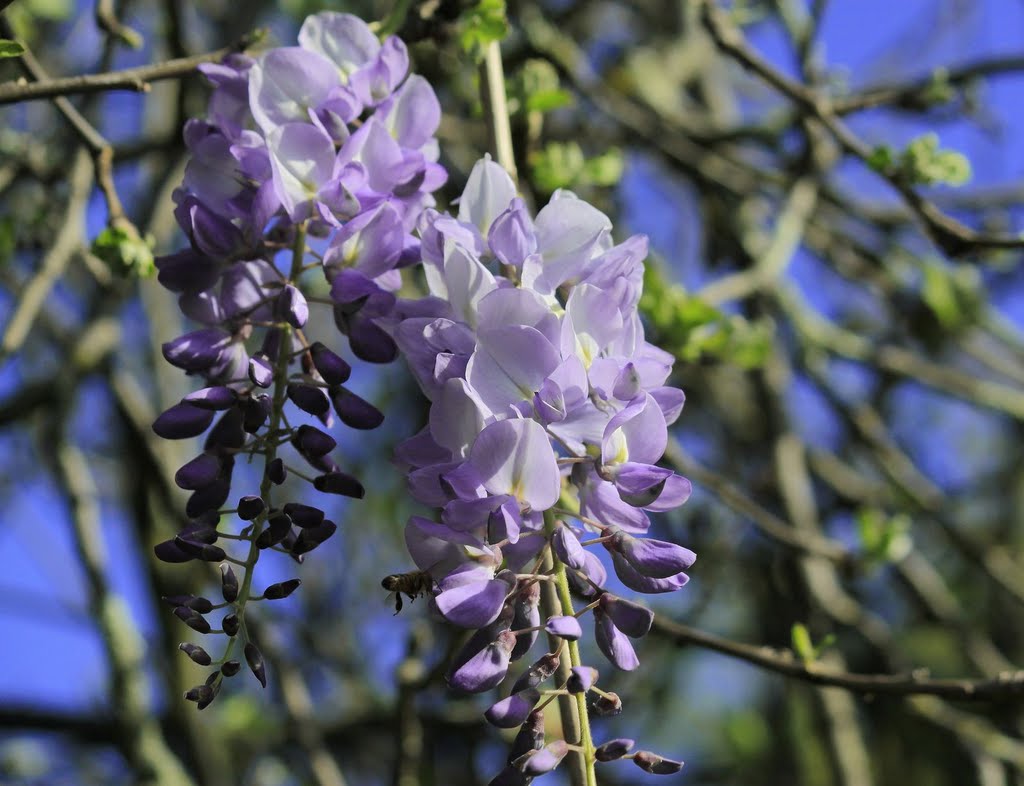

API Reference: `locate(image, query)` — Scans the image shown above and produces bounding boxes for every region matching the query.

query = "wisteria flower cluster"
[151,12,444,706]
[389,158,694,782]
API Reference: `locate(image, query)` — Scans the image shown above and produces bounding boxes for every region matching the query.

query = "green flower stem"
[222,222,307,663]
[542,511,598,786]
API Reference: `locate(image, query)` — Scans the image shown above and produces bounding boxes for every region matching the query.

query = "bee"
[381,570,434,614]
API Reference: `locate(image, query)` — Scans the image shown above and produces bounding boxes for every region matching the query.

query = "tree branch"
[0,32,262,105]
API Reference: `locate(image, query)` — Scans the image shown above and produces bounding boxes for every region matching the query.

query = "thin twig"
[700,0,1024,256]
[651,617,1024,701]
[0,32,261,105]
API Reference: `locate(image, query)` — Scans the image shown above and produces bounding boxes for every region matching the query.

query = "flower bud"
[292,425,336,457]
[244,642,267,688]
[179,642,212,666]
[511,651,561,694]
[174,606,211,634]
[242,395,270,433]
[484,688,540,728]
[184,386,237,410]
[510,581,540,661]
[518,741,568,775]
[204,408,246,452]
[632,751,684,775]
[508,708,545,764]
[287,383,330,417]
[185,478,231,519]
[255,512,292,548]
[283,502,326,528]
[153,403,215,440]
[606,527,696,579]
[162,595,213,613]
[174,453,222,491]
[220,660,241,677]
[237,495,265,521]
[590,691,622,716]
[222,614,240,637]
[220,564,239,602]
[594,607,638,671]
[566,665,598,694]
[291,519,337,554]
[184,684,214,705]
[552,526,586,571]
[544,615,582,641]
[594,738,634,762]
[268,458,286,485]
[174,535,226,563]
[314,471,365,498]
[310,342,351,386]
[248,354,274,388]
[331,387,384,429]
[279,284,308,327]
[263,578,301,599]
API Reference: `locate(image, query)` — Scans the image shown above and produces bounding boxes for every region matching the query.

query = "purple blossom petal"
[594,607,639,671]
[468,419,560,512]
[484,688,540,728]
[545,615,582,640]
[598,593,654,637]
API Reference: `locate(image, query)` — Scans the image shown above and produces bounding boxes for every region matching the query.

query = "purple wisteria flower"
[151,12,444,706]
[388,157,693,780]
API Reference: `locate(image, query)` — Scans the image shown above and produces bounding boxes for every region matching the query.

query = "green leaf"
[0,40,25,58]
[791,623,815,663]
[899,132,971,186]
[867,145,893,174]
[855,508,912,564]
[525,88,573,114]
[90,226,155,279]
[458,0,508,59]
[920,259,983,332]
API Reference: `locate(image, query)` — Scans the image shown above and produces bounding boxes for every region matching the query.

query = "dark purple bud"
[606,527,696,579]
[260,328,282,363]
[552,526,586,571]
[244,642,267,688]
[291,519,337,554]
[268,458,286,485]
[279,284,308,327]
[237,495,265,521]
[447,629,517,693]
[293,425,336,457]
[242,395,270,433]
[162,328,231,372]
[153,403,215,440]
[222,614,240,637]
[174,606,211,634]
[174,453,222,490]
[567,665,599,694]
[508,708,545,764]
[485,688,540,728]
[174,535,226,563]
[632,751,684,775]
[330,387,384,429]
[310,341,351,386]
[314,471,364,498]
[544,615,582,640]
[162,595,213,614]
[590,691,623,716]
[185,479,231,520]
[255,512,292,549]
[263,578,301,599]
[511,581,540,661]
[179,642,212,666]
[594,738,635,762]
[248,354,274,388]
[184,684,215,705]
[155,248,221,293]
[220,660,241,677]
[511,652,560,693]
[282,502,325,528]
[598,594,654,638]
[519,741,568,776]
[288,383,330,417]
[181,523,218,543]
[204,408,246,452]
[184,386,237,410]
[221,564,239,602]
[154,539,194,563]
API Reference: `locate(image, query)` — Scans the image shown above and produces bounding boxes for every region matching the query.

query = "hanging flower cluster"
[151,12,444,706]
[389,158,693,781]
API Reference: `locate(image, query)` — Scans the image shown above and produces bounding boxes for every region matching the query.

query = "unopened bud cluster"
[152,12,444,705]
